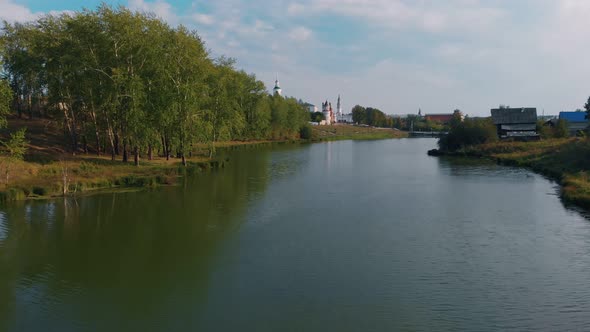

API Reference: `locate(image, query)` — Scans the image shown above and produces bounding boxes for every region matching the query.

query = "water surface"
[1,139,590,331]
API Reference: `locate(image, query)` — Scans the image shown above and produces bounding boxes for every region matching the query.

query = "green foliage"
[352,105,365,124]
[0,5,309,163]
[438,118,497,151]
[268,95,308,139]
[3,128,28,160]
[0,79,12,128]
[299,124,312,140]
[310,111,324,122]
[554,119,569,138]
[585,96,590,122]
[538,119,570,139]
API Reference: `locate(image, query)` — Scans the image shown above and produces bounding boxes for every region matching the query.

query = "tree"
[351,105,366,124]
[1,4,316,165]
[310,111,324,122]
[0,80,12,128]
[1,128,28,184]
[438,118,497,151]
[584,96,590,121]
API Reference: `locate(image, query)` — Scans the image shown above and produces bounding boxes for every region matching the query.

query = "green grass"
[311,124,408,141]
[0,156,227,203]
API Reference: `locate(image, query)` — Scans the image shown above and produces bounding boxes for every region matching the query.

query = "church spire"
[273,74,282,96]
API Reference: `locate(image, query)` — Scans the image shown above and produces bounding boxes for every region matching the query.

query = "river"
[1,138,590,331]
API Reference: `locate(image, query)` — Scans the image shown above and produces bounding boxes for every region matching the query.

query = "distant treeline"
[0,5,309,164]
[351,105,447,131]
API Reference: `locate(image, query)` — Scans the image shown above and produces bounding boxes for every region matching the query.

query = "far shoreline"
[0,124,408,204]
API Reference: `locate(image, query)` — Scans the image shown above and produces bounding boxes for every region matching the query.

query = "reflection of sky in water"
[0,211,6,243]
[24,202,57,230]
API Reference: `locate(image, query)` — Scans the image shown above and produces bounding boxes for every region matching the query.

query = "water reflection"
[2,139,590,331]
[0,146,277,331]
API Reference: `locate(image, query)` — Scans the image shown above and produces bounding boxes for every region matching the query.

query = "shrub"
[32,186,47,196]
[299,124,312,140]
[438,118,498,151]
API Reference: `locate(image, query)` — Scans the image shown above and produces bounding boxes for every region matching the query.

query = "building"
[303,103,317,113]
[322,100,335,125]
[424,110,463,124]
[558,112,588,136]
[273,78,282,96]
[335,95,353,123]
[490,107,538,140]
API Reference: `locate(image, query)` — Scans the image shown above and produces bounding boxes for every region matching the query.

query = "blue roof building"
[559,112,587,123]
[558,112,588,135]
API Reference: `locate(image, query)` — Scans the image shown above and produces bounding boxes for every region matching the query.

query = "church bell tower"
[273,75,282,96]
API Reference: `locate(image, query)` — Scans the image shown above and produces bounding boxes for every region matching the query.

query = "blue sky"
[2,0,589,116]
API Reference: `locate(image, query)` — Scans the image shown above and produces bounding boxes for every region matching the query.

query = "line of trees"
[351,105,390,127]
[0,5,309,165]
[351,104,447,131]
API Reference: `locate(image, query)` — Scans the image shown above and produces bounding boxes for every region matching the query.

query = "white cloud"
[0,0,41,23]
[288,26,312,42]
[287,3,305,16]
[128,0,177,24]
[286,0,507,34]
[192,13,214,25]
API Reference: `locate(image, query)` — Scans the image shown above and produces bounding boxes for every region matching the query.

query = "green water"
[1,139,590,331]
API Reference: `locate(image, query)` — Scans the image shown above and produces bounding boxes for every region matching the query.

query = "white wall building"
[335,95,354,123]
[306,103,317,113]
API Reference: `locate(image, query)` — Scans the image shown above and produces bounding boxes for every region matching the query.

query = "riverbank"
[0,120,407,203]
[0,155,229,203]
[311,124,408,141]
[428,138,590,209]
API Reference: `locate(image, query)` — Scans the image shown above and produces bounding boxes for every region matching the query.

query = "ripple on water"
[0,211,6,244]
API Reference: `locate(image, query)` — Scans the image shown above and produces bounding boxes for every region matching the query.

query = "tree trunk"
[148,145,153,161]
[165,136,170,161]
[181,153,186,166]
[90,110,100,156]
[27,94,33,119]
[122,143,128,162]
[134,146,139,166]
[114,134,120,155]
[103,111,116,160]
[82,135,88,154]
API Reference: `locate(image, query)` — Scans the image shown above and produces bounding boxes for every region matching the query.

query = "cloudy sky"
[1,0,589,116]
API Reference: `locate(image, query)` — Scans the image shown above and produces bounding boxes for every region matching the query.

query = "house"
[303,103,318,113]
[424,110,463,124]
[559,112,588,136]
[490,107,538,140]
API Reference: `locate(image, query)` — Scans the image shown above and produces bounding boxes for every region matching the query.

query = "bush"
[299,124,312,139]
[32,186,47,196]
[438,118,497,151]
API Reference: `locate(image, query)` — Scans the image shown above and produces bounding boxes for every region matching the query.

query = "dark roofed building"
[559,112,588,136]
[490,107,538,140]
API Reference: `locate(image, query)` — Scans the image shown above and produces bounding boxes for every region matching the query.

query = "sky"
[1,0,589,116]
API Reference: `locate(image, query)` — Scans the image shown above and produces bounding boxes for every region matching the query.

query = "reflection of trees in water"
[436,157,534,180]
[0,147,271,330]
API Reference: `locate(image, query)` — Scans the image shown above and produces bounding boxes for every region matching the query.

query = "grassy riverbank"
[0,119,407,203]
[0,155,228,203]
[311,124,408,141]
[433,138,590,209]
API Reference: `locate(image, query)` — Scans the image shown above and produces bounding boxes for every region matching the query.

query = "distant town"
[276,78,586,139]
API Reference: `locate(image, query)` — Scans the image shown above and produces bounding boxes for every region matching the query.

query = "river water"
[1,138,590,331]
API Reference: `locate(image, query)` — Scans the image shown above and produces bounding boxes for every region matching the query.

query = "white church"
[319,95,353,125]
[273,78,353,125]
